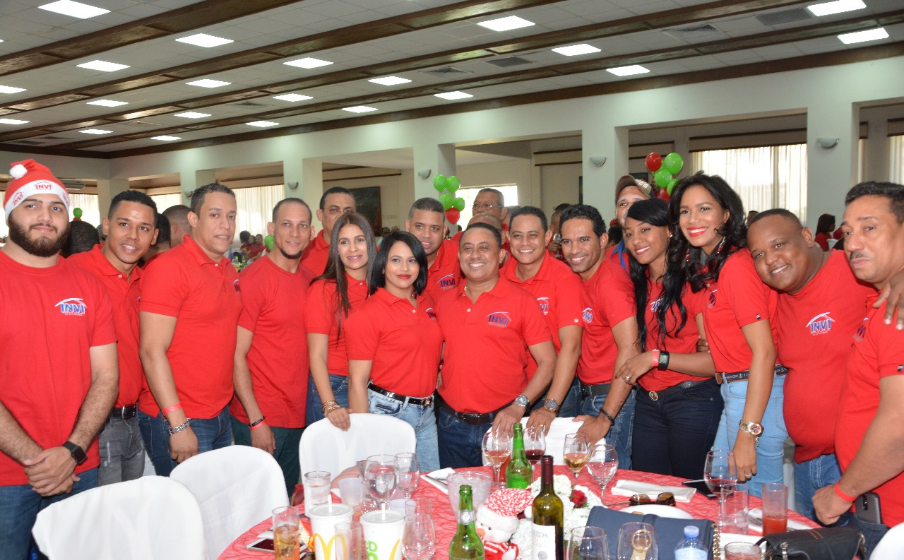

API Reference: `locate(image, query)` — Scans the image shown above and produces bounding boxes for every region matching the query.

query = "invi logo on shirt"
[708,289,718,308]
[55,298,86,316]
[582,307,594,324]
[650,297,663,313]
[806,312,835,335]
[487,311,511,328]
[438,274,456,290]
[537,296,550,315]
[853,316,868,342]
[425,307,437,320]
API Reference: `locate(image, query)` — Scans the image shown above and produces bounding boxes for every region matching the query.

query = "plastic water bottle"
[674,525,707,560]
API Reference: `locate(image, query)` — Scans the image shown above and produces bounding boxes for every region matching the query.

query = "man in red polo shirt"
[502,206,583,429]
[300,186,355,276]
[436,223,556,468]
[559,204,638,468]
[69,190,159,486]
[406,197,461,300]
[0,159,118,559]
[230,198,314,496]
[747,209,874,522]
[813,182,904,555]
[138,183,242,476]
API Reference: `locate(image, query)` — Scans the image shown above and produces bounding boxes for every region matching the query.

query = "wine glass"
[616,522,658,560]
[587,443,618,498]
[482,429,512,488]
[568,526,609,560]
[704,450,738,504]
[402,513,437,560]
[524,426,546,477]
[396,452,420,499]
[365,454,399,507]
[563,433,590,480]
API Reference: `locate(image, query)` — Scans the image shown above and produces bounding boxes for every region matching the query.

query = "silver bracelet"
[168,419,192,435]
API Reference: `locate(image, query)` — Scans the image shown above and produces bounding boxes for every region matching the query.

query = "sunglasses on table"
[606,492,677,507]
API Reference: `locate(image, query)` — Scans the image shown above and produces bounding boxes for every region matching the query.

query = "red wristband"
[834,483,857,502]
[249,420,267,431]
[651,349,660,368]
[161,403,183,416]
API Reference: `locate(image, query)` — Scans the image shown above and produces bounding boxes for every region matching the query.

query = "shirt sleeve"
[90,282,117,347]
[344,300,380,361]
[304,280,335,335]
[139,258,187,317]
[876,302,904,378]
[554,268,584,329]
[601,263,636,326]
[722,253,773,328]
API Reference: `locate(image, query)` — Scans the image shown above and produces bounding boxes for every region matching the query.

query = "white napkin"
[748,508,811,534]
[611,479,696,503]
[422,468,455,494]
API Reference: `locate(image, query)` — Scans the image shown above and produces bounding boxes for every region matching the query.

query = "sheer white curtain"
[890,135,904,184]
[234,185,286,237]
[691,144,808,223]
[150,193,183,213]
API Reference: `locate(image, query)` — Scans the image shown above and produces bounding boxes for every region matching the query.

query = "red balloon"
[445,207,461,224]
[656,188,670,201]
[645,153,663,172]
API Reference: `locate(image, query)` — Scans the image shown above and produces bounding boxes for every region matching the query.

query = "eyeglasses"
[472,203,502,211]
[606,492,676,507]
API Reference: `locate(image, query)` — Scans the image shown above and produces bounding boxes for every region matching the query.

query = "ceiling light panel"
[273,94,313,102]
[77,60,130,72]
[186,79,231,88]
[0,118,29,125]
[152,136,181,141]
[343,106,377,113]
[246,121,279,127]
[606,65,651,76]
[435,91,473,100]
[174,112,211,119]
[807,0,866,17]
[87,99,128,107]
[38,0,109,19]
[79,129,112,134]
[284,58,333,69]
[369,76,411,86]
[0,86,26,94]
[478,16,535,32]
[552,44,601,57]
[176,34,234,48]
[838,28,889,44]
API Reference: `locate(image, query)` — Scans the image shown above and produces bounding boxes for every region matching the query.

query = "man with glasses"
[300,186,356,276]
[454,189,510,251]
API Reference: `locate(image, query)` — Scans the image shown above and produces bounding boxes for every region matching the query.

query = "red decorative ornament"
[445,207,461,224]
[656,188,670,201]
[645,152,663,172]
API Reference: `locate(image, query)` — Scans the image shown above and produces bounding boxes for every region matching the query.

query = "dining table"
[217,466,817,560]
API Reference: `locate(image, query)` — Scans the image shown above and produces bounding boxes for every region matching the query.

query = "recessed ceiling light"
[284,57,333,69]
[273,93,313,102]
[606,65,650,77]
[0,86,26,94]
[343,106,377,113]
[175,33,234,48]
[186,79,231,88]
[0,118,29,125]
[38,0,109,19]
[434,91,473,100]
[838,27,889,44]
[79,129,112,134]
[247,121,279,128]
[77,60,129,72]
[87,99,128,107]
[174,112,211,119]
[477,16,535,32]
[152,135,181,141]
[807,0,866,17]
[369,76,411,86]
[552,44,601,57]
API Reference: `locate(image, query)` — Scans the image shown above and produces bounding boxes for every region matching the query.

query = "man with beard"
[69,191,159,486]
[229,198,314,496]
[406,197,460,300]
[0,160,118,558]
[300,186,356,276]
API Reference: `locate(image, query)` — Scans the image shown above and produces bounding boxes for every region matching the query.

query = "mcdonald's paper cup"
[360,510,404,560]
[308,503,353,560]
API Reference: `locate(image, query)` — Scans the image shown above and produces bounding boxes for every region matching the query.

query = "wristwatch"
[514,394,530,408]
[739,421,764,446]
[542,398,560,413]
[62,441,88,465]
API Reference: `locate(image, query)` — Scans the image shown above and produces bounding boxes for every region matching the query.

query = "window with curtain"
[149,193,183,214]
[691,144,808,224]
[890,135,904,184]
[234,184,286,238]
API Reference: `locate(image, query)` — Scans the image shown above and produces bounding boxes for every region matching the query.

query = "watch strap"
[62,441,88,465]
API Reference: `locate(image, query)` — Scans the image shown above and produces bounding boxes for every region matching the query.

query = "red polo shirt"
[228,257,314,428]
[836,297,904,526]
[304,274,369,377]
[578,258,636,384]
[345,288,442,398]
[501,254,582,376]
[300,231,329,276]
[138,235,242,419]
[0,251,116,485]
[425,239,461,302]
[702,250,777,373]
[436,277,552,413]
[68,245,143,408]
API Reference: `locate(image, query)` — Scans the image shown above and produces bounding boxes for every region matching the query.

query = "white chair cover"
[170,446,288,560]
[872,521,904,560]
[32,476,205,560]
[300,413,416,481]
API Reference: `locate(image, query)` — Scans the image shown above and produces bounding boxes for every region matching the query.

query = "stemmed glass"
[482,429,512,488]
[402,512,437,560]
[396,452,420,499]
[704,450,738,504]
[524,426,546,478]
[365,454,399,507]
[568,526,609,560]
[563,433,590,480]
[587,443,618,499]
[616,522,658,560]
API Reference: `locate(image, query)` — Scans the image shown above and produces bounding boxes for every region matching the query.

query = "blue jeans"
[231,415,302,498]
[437,406,494,469]
[368,390,439,472]
[580,387,636,470]
[0,468,98,560]
[793,454,853,526]
[138,406,232,476]
[713,373,787,498]
[632,379,723,480]
[305,374,349,426]
[851,515,888,558]
[97,415,145,486]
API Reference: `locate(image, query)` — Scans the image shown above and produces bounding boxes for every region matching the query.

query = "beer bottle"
[506,423,532,488]
[449,484,485,560]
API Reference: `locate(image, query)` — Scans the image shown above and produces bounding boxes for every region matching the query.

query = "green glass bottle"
[506,423,532,488]
[449,484,485,560]
[532,455,563,560]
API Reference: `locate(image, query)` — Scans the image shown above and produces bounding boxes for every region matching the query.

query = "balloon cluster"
[264,235,274,252]
[644,152,684,201]
[433,174,465,224]
[72,207,83,221]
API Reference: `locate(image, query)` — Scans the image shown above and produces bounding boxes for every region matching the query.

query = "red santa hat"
[4,159,70,216]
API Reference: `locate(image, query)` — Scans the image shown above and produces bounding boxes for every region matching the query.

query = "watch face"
[515,396,529,407]
[544,399,558,410]
[742,422,764,436]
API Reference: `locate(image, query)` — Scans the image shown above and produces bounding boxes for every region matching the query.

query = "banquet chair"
[32,476,205,560]
[872,522,904,560]
[170,445,288,560]
[299,413,416,481]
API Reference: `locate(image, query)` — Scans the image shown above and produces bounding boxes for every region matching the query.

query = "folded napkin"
[748,507,811,534]
[422,468,455,494]
[611,479,696,503]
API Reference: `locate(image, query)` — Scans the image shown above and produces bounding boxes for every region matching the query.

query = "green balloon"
[433,174,449,192]
[73,207,83,219]
[264,235,274,251]
[654,169,672,189]
[662,152,684,175]
[452,197,465,211]
[447,176,461,192]
[667,179,679,195]
[439,191,454,210]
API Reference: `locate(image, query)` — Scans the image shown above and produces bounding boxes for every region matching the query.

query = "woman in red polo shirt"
[658,172,785,498]
[345,232,442,471]
[304,213,376,430]
[614,198,721,479]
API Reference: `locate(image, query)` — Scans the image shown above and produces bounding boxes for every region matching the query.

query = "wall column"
[413,143,456,201]
[582,125,628,222]
[807,100,859,224]
[863,114,889,183]
[95,179,130,217]
[283,157,324,230]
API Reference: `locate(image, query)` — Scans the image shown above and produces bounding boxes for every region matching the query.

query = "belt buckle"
[422,396,433,407]
[648,391,658,401]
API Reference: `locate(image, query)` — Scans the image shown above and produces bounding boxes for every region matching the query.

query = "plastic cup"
[724,542,763,560]
[761,483,788,535]
[360,509,405,560]
[446,471,491,519]
[305,471,332,508]
[339,477,365,508]
[719,483,749,534]
[309,503,354,560]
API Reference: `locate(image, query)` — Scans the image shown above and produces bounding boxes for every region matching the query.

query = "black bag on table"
[755,527,866,560]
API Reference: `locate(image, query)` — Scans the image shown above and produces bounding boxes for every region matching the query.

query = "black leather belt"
[580,382,612,398]
[439,400,506,425]
[110,404,137,420]
[717,365,789,384]
[367,382,434,407]
[640,378,715,402]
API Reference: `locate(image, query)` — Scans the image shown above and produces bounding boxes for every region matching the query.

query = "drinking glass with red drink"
[761,483,788,535]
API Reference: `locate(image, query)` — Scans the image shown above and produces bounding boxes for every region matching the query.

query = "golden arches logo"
[312,533,347,560]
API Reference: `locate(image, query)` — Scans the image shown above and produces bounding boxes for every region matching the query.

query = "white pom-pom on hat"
[10,163,27,180]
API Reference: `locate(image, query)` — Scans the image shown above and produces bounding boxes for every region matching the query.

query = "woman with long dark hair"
[345,232,442,470]
[659,172,786,497]
[304,212,376,430]
[814,213,835,251]
[614,198,722,478]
